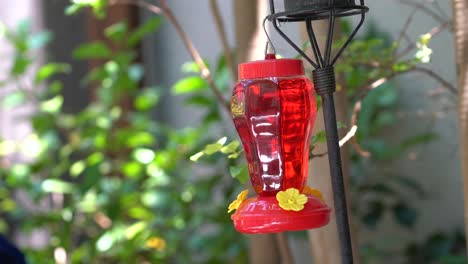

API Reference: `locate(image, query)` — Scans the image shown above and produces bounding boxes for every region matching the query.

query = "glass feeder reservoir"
[230,55,330,234]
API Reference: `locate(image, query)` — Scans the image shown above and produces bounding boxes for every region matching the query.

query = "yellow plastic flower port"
[146,236,166,252]
[276,188,308,211]
[302,186,324,201]
[228,189,249,213]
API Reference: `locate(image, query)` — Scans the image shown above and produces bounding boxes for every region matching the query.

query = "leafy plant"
[405,230,467,264]
[0,15,247,264]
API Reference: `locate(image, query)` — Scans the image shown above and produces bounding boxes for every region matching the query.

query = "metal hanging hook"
[263,16,276,56]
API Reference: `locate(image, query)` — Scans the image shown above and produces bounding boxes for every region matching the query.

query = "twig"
[209,0,237,80]
[390,0,450,26]
[111,0,230,114]
[349,103,371,158]
[158,0,230,113]
[310,124,361,159]
[413,66,457,94]
[395,6,418,50]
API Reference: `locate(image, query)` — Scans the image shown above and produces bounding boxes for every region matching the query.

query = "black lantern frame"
[266,1,369,264]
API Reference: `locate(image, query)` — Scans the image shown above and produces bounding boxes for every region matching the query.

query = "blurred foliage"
[0,14,246,264]
[335,21,463,263]
[360,230,467,264]
[405,230,467,264]
[335,20,431,232]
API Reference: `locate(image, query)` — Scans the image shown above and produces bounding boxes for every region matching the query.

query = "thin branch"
[431,0,450,21]
[158,0,230,114]
[413,66,457,94]
[349,103,371,158]
[310,124,361,159]
[209,0,237,80]
[391,0,451,26]
[111,0,230,114]
[395,6,419,52]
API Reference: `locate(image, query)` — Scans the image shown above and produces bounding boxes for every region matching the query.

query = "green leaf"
[122,161,143,179]
[11,55,31,76]
[40,95,63,114]
[73,42,111,59]
[20,134,44,158]
[376,87,398,107]
[96,226,125,252]
[35,63,71,83]
[438,255,468,264]
[172,76,207,94]
[391,175,426,198]
[392,61,412,72]
[393,203,418,228]
[125,131,155,147]
[229,165,249,184]
[28,31,52,49]
[67,0,108,18]
[204,143,223,155]
[65,4,84,15]
[184,95,213,107]
[220,140,240,154]
[315,95,322,110]
[0,199,16,212]
[400,133,438,150]
[128,207,152,220]
[362,201,384,229]
[105,22,127,42]
[70,161,86,177]
[125,221,147,240]
[128,17,162,47]
[189,152,204,162]
[203,137,227,155]
[190,138,228,161]
[337,122,347,129]
[227,152,241,159]
[2,91,26,108]
[41,179,74,194]
[133,148,155,164]
[6,164,30,186]
[311,130,326,145]
[182,61,201,73]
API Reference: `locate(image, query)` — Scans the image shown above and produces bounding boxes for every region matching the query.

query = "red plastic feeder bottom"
[231,195,331,234]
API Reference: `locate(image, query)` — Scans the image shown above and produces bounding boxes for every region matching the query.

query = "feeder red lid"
[238,54,304,80]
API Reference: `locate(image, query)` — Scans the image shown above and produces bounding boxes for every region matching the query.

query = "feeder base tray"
[231,195,330,234]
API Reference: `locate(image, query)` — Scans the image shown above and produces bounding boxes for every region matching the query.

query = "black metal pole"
[313,66,353,264]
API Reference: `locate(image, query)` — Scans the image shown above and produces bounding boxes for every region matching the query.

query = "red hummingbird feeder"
[228,1,368,262]
[230,54,330,234]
